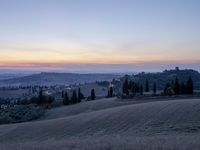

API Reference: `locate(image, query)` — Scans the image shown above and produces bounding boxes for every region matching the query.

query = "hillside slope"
[119,69,200,91]
[41,97,141,120]
[1,99,200,143]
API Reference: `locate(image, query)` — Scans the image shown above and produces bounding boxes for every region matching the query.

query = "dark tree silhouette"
[38,88,43,105]
[78,88,84,103]
[108,86,113,97]
[136,82,140,93]
[71,90,78,104]
[186,76,193,94]
[140,85,143,95]
[180,82,186,94]
[91,89,96,100]
[61,90,64,98]
[145,79,149,92]
[153,82,157,94]
[122,78,129,95]
[110,86,113,97]
[63,92,69,105]
[130,81,137,94]
[174,76,180,95]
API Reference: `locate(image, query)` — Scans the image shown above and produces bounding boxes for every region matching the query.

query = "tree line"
[122,76,194,97]
[18,84,115,108]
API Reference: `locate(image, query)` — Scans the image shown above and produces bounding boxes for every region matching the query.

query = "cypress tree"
[174,76,180,95]
[38,88,43,105]
[128,81,133,90]
[131,81,139,94]
[153,82,156,94]
[71,90,78,104]
[180,82,186,94]
[140,85,143,95]
[78,88,83,103]
[61,90,64,98]
[109,86,113,97]
[122,78,129,95]
[186,76,193,94]
[91,89,96,100]
[145,79,149,92]
[136,82,140,93]
[63,92,69,105]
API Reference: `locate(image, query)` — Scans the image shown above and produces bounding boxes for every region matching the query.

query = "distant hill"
[0,72,121,86]
[0,73,29,80]
[119,68,200,91]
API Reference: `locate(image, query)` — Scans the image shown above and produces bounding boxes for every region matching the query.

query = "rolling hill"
[119,68,200,91]
[1,98,200,149]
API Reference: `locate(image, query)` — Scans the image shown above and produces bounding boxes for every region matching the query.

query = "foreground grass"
[1,135,200,150]
[1,98,200,150]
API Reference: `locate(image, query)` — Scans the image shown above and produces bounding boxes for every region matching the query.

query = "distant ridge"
[0,72,121,86]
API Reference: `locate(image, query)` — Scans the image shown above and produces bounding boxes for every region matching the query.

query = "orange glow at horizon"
[0,47,200,70]
[0,54,199,69]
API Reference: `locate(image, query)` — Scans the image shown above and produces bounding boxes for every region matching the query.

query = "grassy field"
[1,135,200,150]
[1,97,200,149]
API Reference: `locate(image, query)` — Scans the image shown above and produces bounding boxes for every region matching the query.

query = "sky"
[0,0,199,73]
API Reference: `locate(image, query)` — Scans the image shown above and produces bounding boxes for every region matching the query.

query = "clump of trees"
[62,88,84,105]
[19,88,55,107]
[122,78,143,98]
[36,89,55,106]
[164,76,194,95]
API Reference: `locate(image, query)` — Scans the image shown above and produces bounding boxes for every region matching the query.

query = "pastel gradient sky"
[0,0,199,73]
